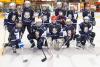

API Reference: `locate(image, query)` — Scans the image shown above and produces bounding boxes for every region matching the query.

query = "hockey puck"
[23,59,28,63]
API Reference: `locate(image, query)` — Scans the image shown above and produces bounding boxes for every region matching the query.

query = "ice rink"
[0,13,100,67]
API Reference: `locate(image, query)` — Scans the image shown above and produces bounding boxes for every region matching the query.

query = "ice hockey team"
[3,1,96,53]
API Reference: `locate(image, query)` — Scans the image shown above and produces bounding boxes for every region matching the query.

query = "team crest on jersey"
[24,12,30,19]
[67,30,72,36]
[52,28,57,34]
[84,27,89,33]
[12,15,16,21]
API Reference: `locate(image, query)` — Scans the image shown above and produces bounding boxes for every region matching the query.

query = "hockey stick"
[41,39,47,62]
[2,26,7,55]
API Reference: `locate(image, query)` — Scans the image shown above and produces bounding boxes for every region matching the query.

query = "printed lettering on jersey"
[24,12,30,19]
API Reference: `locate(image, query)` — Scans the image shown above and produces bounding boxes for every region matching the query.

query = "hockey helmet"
[51,16,58,23]
[0,2,3,7]
[42,15,47,21]
[51,16,58,20]
[9,2,16,9]
[57,2,62,8]
[35,17,42,26]
[65,19,73,25]
[24,1,31,7]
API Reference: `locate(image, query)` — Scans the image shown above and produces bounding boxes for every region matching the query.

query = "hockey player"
[4,2,19,46]
[10,22,24,53]
[63,19,75,48]
[76,16,95,48]
[27,17,46,49]
[55,2,66,16]
[67,6,74,19]
[57,11,66,27]
[41,6,50,22]
[21,1,34,36]
[42,15,50,29]
[47,16,62,40]
[82,7,90,18]
[88,8,96,26]
[67,14,77,40]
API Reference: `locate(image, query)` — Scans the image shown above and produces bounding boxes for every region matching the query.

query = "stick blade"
[41,57,47,62]
[23,59,28,63]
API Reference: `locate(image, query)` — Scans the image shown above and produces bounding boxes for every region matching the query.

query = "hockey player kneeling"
[10,23,24,53]
[27,17,47,49]
[76,16,95,49]
[63,19,75,48]
[47,16,64,49]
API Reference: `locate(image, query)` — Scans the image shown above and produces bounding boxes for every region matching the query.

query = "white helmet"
[57,2,62,8]
[0,2,3,7]
[24,1,31,7]
[9,2,16,9]
[57,2,62,5]
[83,16,90,23]
[83,16,90,20]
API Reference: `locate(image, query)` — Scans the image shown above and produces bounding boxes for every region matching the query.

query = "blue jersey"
[5,10,18,26]
[79,22,92,34]
[22,7,34,25]
[10,27,21,42]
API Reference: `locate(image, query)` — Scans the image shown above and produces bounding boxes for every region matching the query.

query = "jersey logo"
[84,27,89,33]
[52,28,57,34]
[12,15,16,21]
[24,12,30,19]
[67,30,71,37]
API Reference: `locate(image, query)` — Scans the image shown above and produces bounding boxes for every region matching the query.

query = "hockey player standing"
[67,6,74,19]
[55,2,66,16]
[4,2,19,46]
[41,6,50,22]
[21,1,34,36]
[57,11,66,27]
